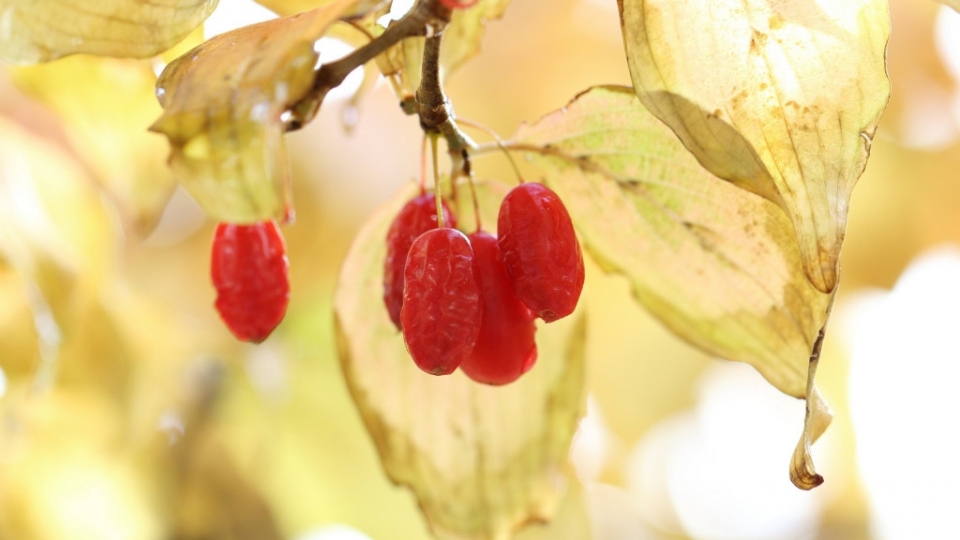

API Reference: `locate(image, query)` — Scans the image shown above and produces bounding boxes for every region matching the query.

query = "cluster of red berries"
[383,183,584,385]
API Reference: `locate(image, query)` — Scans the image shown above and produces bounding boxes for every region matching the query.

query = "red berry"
[401,228,483,375]
[211,220,290,343]
[438,0,480,9]
[459,232,538,386]
[384,194,457,330]
[497,183,584,322]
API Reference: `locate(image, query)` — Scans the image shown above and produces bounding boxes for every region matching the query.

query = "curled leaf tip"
[790,444,824,490]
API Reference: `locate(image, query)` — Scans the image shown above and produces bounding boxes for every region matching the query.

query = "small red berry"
[401,228,483,375]
[384,194,457,330]
[459,232,538,386]
[211,220,290,343]
[438,0,480,9]
[497,183,584,322]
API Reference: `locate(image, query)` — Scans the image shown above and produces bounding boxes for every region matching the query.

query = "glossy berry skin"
[459,232,538,386]
[211,220,290,343]
[497,183,584,323]
[438,0,480,9]
[401,228,483,375]
[384,194,457,330]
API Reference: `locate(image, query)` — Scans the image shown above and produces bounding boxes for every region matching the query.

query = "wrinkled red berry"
[384,194,457,330]
[497,183,584,322]
[211,220,290,343]
[439,0,480,9]
[401,228,483,375]
[459,232,538,386]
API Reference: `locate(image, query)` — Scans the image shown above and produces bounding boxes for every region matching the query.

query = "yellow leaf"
[334,181,586,539]
[0,0,218,64]
[150,0,360,223]
[618,0,890,293]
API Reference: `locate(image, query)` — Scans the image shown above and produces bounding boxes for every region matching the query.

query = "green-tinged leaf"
[618,0,890,293]
[377,0,510,99]
[512,85,829,399]
[150,0,360,223]
[0,0,218,64]
[334,181,586,540]
[12,56,176,235]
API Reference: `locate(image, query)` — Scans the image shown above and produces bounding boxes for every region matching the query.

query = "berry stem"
[467,168,482,233]
[430,133,446,229]
[419,133,428,195]
[457,118,525,185]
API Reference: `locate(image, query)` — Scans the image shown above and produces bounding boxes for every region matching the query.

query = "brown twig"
[414,32,475,155]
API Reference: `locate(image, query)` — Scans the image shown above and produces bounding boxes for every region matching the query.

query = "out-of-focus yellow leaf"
[334,181,586,540]
[512,86,829,399]
[377,0,510,100]
[0,117,116,299]
[0,0,218,65]
[618,0,890,293]
[11,56,175,235]
[150,0,360,223]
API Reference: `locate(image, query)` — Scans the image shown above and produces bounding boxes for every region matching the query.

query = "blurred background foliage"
[0,0,959,539]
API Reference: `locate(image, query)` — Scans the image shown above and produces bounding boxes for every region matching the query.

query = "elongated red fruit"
[384,194,457,329]
[498,183,584,322]
[401,228,482,375]
[211,220,290,343]
[459,232,538,386]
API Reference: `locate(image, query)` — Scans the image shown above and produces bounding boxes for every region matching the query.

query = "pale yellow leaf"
[512,86,830,398]
[150,0,360,223]
[334,181,586,540]
[618,0,891,293]
[0,0,218,64]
